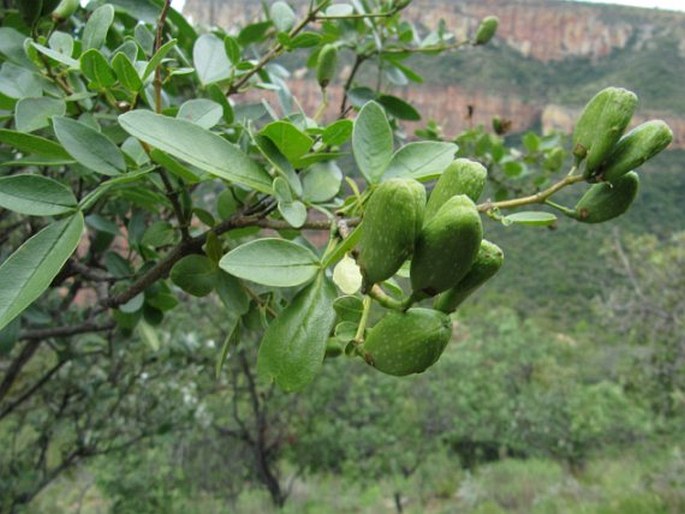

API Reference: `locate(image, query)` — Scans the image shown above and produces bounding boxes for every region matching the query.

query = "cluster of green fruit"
[351,87,672,378]
[355,159,503,377]
[571,87,673,223]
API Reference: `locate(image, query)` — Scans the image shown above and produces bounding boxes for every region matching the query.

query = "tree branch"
[19,321,116,342]
[0,340,41,403]
[227,1,331,95]
[154,0,172,114]
[476,174,584,213]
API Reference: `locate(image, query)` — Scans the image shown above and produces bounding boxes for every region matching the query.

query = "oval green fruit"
[434,240,503,313]
[572,87,638,176]
[425,159,487,221]
[51,0,80,18]
[475,16,499,45]
[597,120,673,183]
[574,171,639,224]
[358,178,426,287]
[410,195,483,297]
[362,308,452,376]
[316,44,338,89]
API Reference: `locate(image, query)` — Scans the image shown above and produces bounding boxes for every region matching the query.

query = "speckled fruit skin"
[316,44,338,89]
[358,178,426,287]
[362,308,452,376]
[434,239,503,313]
[475,16,499,45]
[597,120,673,183]
[572,87,638,176]
[574,171,639,224]
[410,194,483,297]
[425,159,487,221]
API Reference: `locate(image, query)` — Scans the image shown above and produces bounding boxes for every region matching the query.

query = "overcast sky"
[576,0,685,10]
[169,0,685,14]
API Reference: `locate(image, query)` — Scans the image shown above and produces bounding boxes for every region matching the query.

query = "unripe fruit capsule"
[574,171,639,223]
[425,158,487,221]
[316,44,338,89]
[362,308,452,376]
[433,239,503,313]
[475,16,499,45]
[358,178,426,287]
[597,120,673,183]
[410,194,483,297]
[572,87,638,176]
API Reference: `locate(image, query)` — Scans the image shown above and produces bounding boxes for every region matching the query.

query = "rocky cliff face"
[183,0,685,148]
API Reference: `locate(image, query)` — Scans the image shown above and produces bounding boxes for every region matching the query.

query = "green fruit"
[572,87,638,175]
[597,120,673,183]
[362,308,452,376]
[316,44,338,89]
[51,0,80,19]
[434,240,503,313]
[425,159,487,221]
[574,171,639,224]
[475,16,499,45]
[358,178,426,286]
[410,195,483,297]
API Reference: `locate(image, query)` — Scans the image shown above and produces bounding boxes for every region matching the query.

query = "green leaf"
[206,84,235,125]
[257,273,337,392]
[216,271,250,315]
[137,320,161,351]
[52,116,126,176]
[15,97,66,133]
[237,20,272,46]
[82,4,115,50]
[223,35,241,64]
[333,295,364,323]
[378,94,421,121]
[169,254,217,297]
[177,99,223,129]
[326,4,354,16]
[142,38,178,81]
[270,1,296,32]
[0,62,43,99]
[322,119,353,146]
[503,161,525,178]
[80,48,117,88]
[0,129,72,160]
[30,42,79,68]
[0,213,84,331]
[219,238,320,288]
[290,32,321,48]
[141,221,176,247]
[321,222,362,269]
[253,135,302,196]
[112,52,143,92]
[119,110,272,193]
[0,27,34,67]
[149,148,201,184]
[301,161,342,203]
[48,31,74,59]
[278,200,307,228]
[384,141,458,181]
[0,174,77,216]
[503,211,558,227]
[352,101,393,183]
[193,34,232,85]
[261,120,314,162]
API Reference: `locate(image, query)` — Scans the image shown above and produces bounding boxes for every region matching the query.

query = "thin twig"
[154,0,172,114]
[476,174,585,213]
[227,1,331,95]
